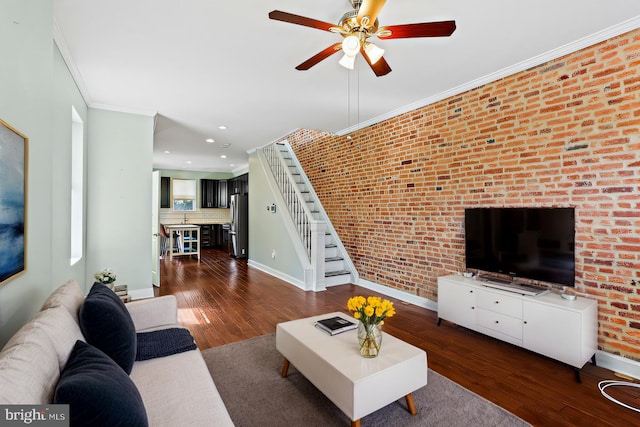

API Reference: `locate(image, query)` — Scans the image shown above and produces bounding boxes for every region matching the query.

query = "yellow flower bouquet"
[347,296,395,357]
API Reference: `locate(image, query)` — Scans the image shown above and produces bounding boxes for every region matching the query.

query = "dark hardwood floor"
[157,248,639,426]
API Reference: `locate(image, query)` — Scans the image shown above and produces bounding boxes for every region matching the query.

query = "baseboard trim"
[595,350,640,380]
[356,278,438,312]
[129,287,154,300]
[247,259,307,291]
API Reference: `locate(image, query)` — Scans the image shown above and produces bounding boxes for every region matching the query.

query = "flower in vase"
[347,296,395,358]
[347,295,395,326]
[94,268,116,285]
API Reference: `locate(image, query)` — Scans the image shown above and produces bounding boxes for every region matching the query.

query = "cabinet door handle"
[495,320,499,324]
[524,321,528,324]
[471,306,475,310]
[470,290,473,293]
[495,301,499,304]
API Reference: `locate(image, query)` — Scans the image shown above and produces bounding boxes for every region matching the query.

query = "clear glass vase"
[358,322,382,358]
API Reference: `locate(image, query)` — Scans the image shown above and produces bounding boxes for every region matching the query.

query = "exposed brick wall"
[287,28,640,361]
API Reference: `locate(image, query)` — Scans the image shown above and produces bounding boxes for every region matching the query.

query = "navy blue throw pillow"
[79,282,136,374]
[54,340,148,427]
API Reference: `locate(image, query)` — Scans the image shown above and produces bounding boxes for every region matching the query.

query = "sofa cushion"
[79,282,136,374]
[54,341,148,427]
[130,350,233,426]
[0,307,84,403]
[40,279,84,316]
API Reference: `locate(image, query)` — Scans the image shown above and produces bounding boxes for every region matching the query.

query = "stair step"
[325,270,351,278]
[325,256,343,262]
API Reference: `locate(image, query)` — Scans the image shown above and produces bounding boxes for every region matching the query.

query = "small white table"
[276,312,428,427]
[165,224,200,261]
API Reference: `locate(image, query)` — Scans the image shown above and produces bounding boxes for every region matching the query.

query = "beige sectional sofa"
[0,279,234,426]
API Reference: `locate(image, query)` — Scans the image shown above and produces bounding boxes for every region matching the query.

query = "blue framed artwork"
[0,119,27,285]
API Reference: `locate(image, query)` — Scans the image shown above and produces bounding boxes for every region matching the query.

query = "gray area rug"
[201,334,530,427]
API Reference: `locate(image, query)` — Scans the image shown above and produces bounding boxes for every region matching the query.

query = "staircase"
[262,142,354,288]
[323,234,352,286]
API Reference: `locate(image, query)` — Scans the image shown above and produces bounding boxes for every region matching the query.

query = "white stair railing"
[262,143,321,261]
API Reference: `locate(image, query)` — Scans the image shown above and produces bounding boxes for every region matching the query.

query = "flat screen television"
[464,207,575,286]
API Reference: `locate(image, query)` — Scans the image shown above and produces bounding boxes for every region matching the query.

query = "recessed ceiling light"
[218,125,227,130]
[220,155,227,159]
[205,138,215,143]
[186,160,192,164]
[229,164,235,167]
[164,150,171,154]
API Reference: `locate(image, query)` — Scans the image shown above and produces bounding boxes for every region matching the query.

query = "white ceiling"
[53,0,640,173]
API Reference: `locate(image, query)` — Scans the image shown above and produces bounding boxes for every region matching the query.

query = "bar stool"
[159,224,169,256]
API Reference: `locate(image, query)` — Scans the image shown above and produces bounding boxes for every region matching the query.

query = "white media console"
[437,274,598,381]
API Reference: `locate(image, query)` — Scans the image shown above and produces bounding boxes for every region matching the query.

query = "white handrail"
[263,143,319,259]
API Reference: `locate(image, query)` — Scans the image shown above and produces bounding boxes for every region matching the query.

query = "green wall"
[86,109,154,296]
[248,151,305,284]
[0,0,78,345]
[0,0,156,346]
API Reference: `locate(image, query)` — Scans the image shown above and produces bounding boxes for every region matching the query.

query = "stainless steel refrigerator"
[229,194,248,258]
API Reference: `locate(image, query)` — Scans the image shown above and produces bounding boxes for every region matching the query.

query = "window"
[173,179,196,211]
[70,106,84,265]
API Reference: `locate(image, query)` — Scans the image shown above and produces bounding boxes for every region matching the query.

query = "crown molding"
[54,19,157,118]
[53,19,92,106]
[338,15,640,136]
[88,102,157,118]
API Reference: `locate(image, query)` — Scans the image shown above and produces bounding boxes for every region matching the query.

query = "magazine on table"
[314,316,357,336]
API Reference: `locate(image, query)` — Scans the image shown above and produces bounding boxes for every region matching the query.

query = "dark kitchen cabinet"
[160,177,170,208]
[198,224,224,249]
[201,179,215,208]
[217,180,228,208]
[227,173,249,205]
[200,225,213,248]
[214,224,224,248]
[201,179,228,208]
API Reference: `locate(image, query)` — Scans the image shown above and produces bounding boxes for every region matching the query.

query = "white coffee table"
[276,312,428,427]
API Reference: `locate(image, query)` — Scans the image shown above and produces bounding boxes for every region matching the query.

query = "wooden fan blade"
[357,0,388,26]
[296,43,343,71]
[378,21,457,39]
[361,47,392,77]
[268,10,337,32]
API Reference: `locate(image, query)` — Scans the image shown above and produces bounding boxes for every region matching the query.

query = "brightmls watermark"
[0,406,68,426]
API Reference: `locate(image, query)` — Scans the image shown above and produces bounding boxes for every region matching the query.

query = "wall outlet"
[271,250,276,259]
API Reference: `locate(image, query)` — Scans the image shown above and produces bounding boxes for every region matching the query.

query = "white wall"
[86,108,154,297]
[248,151,305,283]
[51,44,88,286]
[0,0,89,345]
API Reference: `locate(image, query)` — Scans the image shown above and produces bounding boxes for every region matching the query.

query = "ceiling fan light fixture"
[341,35,360,56]
[364,42,384,64]
[376,29,392,38]
[338,53,356,70]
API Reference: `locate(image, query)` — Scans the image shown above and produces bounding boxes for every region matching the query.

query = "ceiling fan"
[268,0,456,77]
